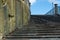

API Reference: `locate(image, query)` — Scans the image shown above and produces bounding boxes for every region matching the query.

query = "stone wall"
[0,0,5,39]
[0,0,30,38]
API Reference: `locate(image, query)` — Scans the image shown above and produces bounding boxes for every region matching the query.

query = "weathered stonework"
[15,0,30,28]
[0,0,30,38]
[0,0,5,39]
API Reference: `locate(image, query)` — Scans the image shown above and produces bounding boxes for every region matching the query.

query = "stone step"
[4,35,60,39]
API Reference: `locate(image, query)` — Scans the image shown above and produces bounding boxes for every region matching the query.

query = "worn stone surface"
[4,38,60,40]
[0,0,30,37]
[0,0,5,39]
[7,0,16,33]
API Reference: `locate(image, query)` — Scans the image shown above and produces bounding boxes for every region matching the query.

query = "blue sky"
[29,0,60,15]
